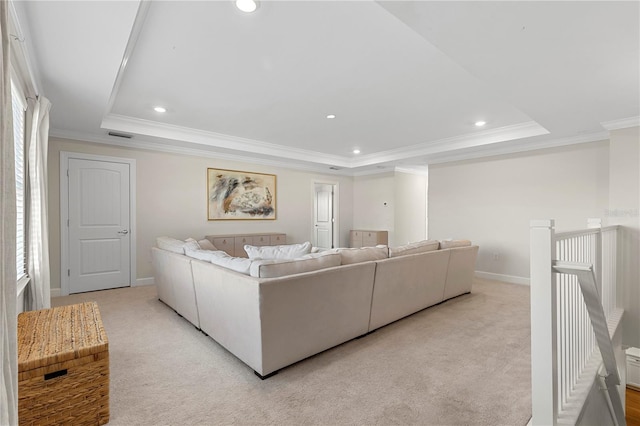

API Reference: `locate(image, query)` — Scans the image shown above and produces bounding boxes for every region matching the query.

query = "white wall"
[429,141,610,284]
[353,173,395,243]
[394,170,428,245]
[607,126,640,348]
[352,170,428,246]
[48,138,354,291]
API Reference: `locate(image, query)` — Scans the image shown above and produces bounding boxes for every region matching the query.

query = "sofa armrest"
[443,245,479,300]
[191,261,263,372]
[152,247,198,328]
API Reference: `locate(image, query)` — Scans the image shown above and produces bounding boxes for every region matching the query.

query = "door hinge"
[67,269,70,277]
[67,219,69,227]
[67,169,69,177]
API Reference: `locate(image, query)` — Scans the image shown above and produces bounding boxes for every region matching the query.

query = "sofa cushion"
[156,236,187,254]
[389,239,440,258]
[198,239,217,251]
[185,248,218,262]
[440,239,472,249]
[209,251,253,275]
[244,241,312,260]
[336,246,388,265]
[249,252,341,278]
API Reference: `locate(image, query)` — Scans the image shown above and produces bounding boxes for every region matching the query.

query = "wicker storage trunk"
[18,302,109,425]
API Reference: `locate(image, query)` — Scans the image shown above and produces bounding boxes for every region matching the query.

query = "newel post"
[530,219,557,426]
[587,218,603,298]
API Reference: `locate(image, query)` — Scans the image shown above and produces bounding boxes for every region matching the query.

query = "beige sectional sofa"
[151,237,478,378]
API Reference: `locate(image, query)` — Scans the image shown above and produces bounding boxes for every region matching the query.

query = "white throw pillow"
[244,241,312,260]
[209,251,253,275]
[198,239,217,251]
[336,246,388,265]
[389,239,440,258]
[439,239,472,249]
[156,236,187,254]
[249,252,341,278]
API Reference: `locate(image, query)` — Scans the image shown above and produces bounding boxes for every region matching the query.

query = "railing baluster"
[531,221,621,425]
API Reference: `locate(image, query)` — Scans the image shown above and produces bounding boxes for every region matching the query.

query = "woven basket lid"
[18,301,108,373]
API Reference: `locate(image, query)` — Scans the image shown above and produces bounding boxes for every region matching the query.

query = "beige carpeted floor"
[52,278,532,426]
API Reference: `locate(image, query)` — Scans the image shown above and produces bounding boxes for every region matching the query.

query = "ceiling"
[11,1,640,175]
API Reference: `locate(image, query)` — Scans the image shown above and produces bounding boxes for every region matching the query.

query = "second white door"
[313,183,334,249]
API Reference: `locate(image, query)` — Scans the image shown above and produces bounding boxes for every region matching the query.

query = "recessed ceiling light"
[353,149,361,154]
[235,0,258,13]
[475,120,486,127]
[326,114,336,119]
[154,106,167,113]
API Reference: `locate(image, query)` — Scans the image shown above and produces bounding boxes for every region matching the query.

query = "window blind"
[12,86,27,280]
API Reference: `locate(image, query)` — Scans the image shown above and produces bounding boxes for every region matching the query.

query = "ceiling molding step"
[600,116,640,131]
[49,128,353,176]
[425,130,610,165]
[394,167,429,176]
[350,121,549,168]
[104,0,152,115]
[101,113,353,168]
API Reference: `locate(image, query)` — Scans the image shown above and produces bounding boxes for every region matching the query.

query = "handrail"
[530,219,624,426]
[552,261,625,426]
[554,225,619,240]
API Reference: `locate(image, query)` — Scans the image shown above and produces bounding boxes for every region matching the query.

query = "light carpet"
[52,278,531,426]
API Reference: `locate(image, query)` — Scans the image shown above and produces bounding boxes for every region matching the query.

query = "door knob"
[117,230,129,235]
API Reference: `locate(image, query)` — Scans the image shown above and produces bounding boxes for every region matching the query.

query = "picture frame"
[207,168,277,220]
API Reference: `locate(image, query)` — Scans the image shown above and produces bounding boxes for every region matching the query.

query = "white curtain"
[25,96,51,311]
[0,0,18,423]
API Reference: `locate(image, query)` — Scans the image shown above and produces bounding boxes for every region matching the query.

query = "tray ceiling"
[12,1,639,174]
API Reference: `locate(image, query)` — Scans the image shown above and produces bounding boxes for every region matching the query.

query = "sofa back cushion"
[244,241,312,260]
[249,252,341,278]
[336,246,388,265]
[389,239,439,258]
[209,251,253,275]
[439,239,472,249]
[156,236,187,254]
[185,248,219,262]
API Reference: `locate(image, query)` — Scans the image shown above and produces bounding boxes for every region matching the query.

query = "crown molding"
[600,116,640,131]
[101,113,353,168]
[394,167,429,176]
[101,114,550,170]
[53,125,610,178]
[49,128,353,176]
[349,121,549,168]
[425,130,609,165]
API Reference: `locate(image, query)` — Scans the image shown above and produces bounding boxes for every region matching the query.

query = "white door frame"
[311,181,339,249]
[60,151,137,296]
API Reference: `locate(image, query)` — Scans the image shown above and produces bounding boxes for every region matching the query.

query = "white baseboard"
[134,277,155,287]
[475,271,530,286]
[50,279,153,298]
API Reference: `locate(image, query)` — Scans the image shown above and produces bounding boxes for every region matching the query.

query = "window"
[12,82,27,281]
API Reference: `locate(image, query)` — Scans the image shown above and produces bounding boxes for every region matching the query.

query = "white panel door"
[314,184,334,249]
[68,159,131,293]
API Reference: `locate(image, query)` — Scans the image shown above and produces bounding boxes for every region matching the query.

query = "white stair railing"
[530,219,624,426]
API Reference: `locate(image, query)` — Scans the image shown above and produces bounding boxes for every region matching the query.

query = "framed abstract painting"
[207,168,277,220]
